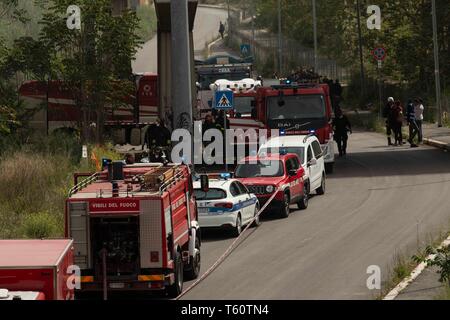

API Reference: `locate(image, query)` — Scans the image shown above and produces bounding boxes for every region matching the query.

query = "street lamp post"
[356,0,366,95]
[277,0,282,75]
[312,0,318,74]
[432,0,442,127]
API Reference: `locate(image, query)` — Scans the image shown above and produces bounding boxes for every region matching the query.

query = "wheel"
[167,251,183,298]
[279,193,290,219]
[251,204,261,227]
[231,214,242,237]
[325,163,334,174]
[298,183,309,210]
[316,173,326,195]
[184,237,201,280]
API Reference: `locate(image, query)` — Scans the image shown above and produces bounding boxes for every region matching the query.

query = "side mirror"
[200,174,209,192]
[307,159,318,167]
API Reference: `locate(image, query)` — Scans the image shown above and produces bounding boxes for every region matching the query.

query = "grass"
[0,133,120,239]
[379,230,450,299]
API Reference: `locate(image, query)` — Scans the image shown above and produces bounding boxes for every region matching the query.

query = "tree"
[4,0,142,143]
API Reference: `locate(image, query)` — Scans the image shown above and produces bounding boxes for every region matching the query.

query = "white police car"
[193,174,260,237]
[258,135,326,196]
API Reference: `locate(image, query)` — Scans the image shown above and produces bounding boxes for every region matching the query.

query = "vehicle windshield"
[234,96,254,115]
[235,160,284,178]
[267,94,326,121]
[194,188,227,201]
[260,147,305,164]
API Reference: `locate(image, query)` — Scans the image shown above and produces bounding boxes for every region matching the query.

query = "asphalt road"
[132,6,228,74]
[182,131,450,299]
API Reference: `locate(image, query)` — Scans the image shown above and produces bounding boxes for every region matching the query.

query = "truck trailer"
[0,239,75,300]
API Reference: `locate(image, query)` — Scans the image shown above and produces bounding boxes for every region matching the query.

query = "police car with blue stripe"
[193,174,260,237]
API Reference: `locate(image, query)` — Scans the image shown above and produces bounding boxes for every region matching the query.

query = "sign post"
[214,90,234,172]
[373,47,386,120]
[240,44,251,57]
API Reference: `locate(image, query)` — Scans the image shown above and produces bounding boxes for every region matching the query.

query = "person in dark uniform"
[143,121,159,150]
[219,21,225,39]
[332,108,352,157]
[383,97,395,146]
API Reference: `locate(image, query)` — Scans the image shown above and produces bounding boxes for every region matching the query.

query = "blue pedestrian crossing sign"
[240,44,251,57]
[214,90,234,110]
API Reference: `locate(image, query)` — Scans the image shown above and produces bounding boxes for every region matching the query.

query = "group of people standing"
[383,97,424,148]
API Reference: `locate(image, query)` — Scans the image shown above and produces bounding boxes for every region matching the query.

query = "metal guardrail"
[68,173,100,197]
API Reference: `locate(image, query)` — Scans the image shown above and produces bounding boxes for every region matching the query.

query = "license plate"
[109,283,125,289]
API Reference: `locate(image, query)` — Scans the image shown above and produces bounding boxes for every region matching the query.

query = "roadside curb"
[383,236,450,300]
[423,138,450,151]
[207,34,227,56]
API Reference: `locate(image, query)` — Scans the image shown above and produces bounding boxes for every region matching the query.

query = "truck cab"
[66,163,201,298]
[234,153,307,219]
[255,83,335,173]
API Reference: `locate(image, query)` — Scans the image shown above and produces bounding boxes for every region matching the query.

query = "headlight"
[266,185,275,193]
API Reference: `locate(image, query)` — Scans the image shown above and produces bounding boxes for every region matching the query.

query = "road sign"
[240,44,251,57]
[373,47,386,61]
[214,90,234,110]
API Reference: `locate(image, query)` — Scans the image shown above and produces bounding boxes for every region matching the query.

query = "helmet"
[387,97,394,102]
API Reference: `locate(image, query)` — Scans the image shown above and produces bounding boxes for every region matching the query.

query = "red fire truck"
[19,73,159,134]
[253,83,335,173]
[65,162,201,298]
[0,239,74,300]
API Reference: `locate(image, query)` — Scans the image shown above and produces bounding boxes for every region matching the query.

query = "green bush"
[21,211,60,239]
[136,4,157,42]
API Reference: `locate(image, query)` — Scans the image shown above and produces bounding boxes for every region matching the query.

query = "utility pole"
[277,0,282,75]
[227,0,231,36]
[312,0,318,74]
[171,0,193,134]
[356,0,366,95]
[251,2,255,58]
[432,0,442,127]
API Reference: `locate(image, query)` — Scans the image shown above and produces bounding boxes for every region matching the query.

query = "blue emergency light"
[220,173,232,180]
[280,148,288,156]
[280,129,286,136]
[102,158,112,170]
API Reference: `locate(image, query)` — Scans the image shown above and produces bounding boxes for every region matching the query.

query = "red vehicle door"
[285,156,303,201]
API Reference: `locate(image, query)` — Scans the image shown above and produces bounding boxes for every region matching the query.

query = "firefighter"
[219,21,225,39]
[383,97,395,146]
[332,108,352,157]
[143,121,159,151]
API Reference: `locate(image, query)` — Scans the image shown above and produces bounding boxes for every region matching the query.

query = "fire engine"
[0,239,74,300]
[254,83,335,173]
[65,162,201,298]
[215,80,335,172]
[19,73,158,136]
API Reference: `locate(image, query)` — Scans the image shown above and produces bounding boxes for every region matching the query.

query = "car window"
[285,158,294,172]
[312,141,323,159]
[230,183,241,197]
[235,182,249,194]
[259,147,305,164]
[307,146,314,162]
[194,188,227,200]
[235,160,285,178]
[291,156,300,169]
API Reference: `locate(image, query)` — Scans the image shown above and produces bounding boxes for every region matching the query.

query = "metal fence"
[227,12,349,81]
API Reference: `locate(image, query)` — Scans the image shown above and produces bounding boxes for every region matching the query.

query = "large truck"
[18,73,159,143]
[254,83,335,173]
[195,54,254,118]
[65,162,201,298]
[0,239,74,300]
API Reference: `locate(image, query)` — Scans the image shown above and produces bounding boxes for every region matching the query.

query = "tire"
[298,183,309,210]
[231,214,242,237]
[316,173,326,195]
[279,193,290,219]
[251,204,261,227]
[184,237,201,281]
[167,251,183,298]
[325,163,334,174]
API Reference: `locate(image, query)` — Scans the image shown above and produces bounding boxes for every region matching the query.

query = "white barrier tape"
[175,187,282,300]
